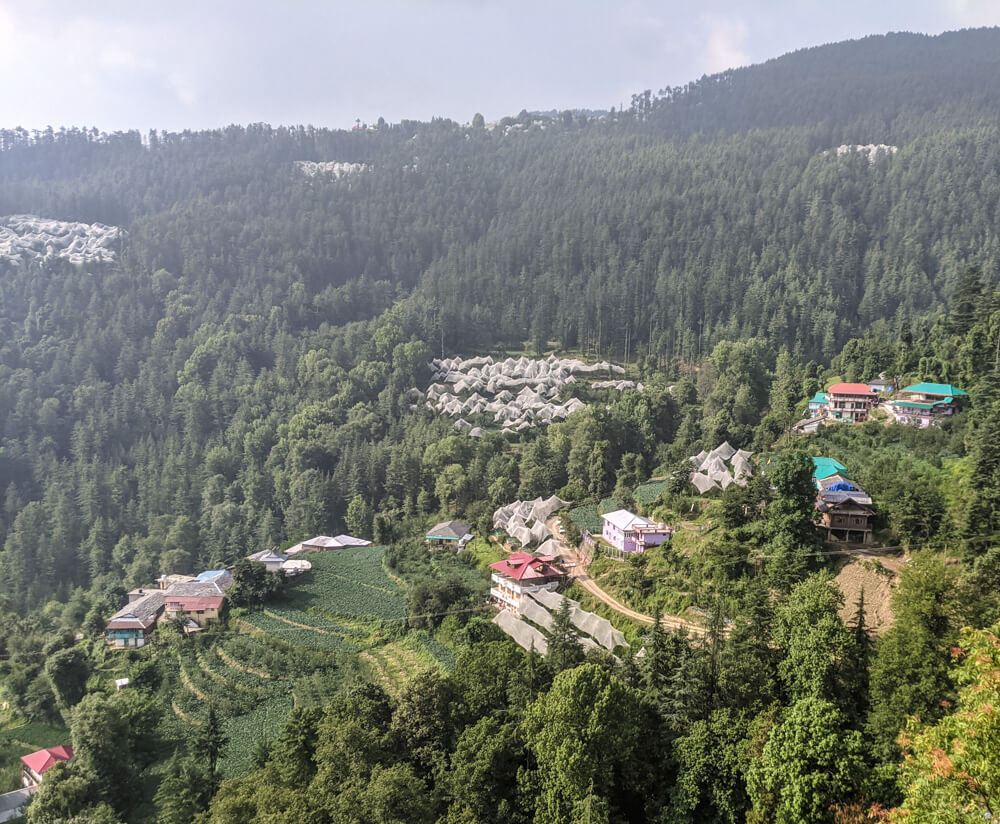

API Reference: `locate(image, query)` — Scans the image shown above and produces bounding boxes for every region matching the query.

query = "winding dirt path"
[546,516,708,638]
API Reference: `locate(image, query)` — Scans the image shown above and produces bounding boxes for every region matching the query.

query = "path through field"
[545,517,707,638]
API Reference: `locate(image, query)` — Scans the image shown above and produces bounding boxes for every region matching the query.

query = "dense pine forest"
[2,27,1000,824]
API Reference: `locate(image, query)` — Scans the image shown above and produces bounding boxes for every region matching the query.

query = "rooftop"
[107,590,164,629]
[811,456,852,481]
[901,382,968,397]
[165,579,228,598]
[827,382,877,396]
[426,520,471,540]
[809,392,828,404]
[195,570,230,583]
[601,509,664,531]
[490,551,566,582]
[21,746,73,775]
[247,549,288,564]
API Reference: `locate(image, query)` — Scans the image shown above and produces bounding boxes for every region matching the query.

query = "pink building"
[601,510,671,554]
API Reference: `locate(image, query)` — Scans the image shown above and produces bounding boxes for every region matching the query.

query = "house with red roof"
[20,746,73,788]
[825,383,878,423]
[489,552,567,616]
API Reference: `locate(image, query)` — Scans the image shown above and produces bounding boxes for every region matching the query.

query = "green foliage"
[227,558,283,611]
[747,698,865,824]
[867,554,961,765]
[773,574,854,706]
[525,664,643,824]
[891,624,1000,822]
[44,646,90,709]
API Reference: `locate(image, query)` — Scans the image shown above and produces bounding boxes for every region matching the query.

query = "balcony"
[490,588,519,608]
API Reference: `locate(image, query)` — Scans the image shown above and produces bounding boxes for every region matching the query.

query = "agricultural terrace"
[240,546,406,650]
[161,632,330,778]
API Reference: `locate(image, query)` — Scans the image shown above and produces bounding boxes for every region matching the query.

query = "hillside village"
[3,327,995,824]
[4,23,1000,824]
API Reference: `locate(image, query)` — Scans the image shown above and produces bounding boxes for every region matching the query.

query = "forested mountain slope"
[3,26,1000,824]
[0,27,997,608]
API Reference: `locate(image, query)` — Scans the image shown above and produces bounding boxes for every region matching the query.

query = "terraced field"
[163,634,316,778]
[240,546,406,650]
[635,480,668,506]
[568,497,621,533]
[359,634,451,697]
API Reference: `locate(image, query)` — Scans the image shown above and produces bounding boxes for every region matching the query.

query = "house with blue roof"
[889,382,968,428]
[810,457,874,544]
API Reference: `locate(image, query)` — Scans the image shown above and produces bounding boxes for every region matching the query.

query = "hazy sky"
[1,1,999,132]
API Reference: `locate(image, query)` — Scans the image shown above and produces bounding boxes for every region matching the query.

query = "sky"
[1,0,999,133]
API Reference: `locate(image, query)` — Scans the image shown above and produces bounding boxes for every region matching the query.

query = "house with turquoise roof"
[811,456,853,489]
[889,382,968,428]
[807,392,828,417]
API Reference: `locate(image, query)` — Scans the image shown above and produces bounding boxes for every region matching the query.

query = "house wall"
[105,628,148,648]
[163,606,221,626]
[827,393,875,422]
[489,574,560,614]
[637,530,670,550]
[602,521,628,552]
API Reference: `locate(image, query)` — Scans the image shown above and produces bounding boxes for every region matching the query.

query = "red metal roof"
[490,552,566,582]
[21,746,73,775]
[827,382,876,396]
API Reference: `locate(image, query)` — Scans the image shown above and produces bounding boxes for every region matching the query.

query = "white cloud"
[99,46,139,68]
[166,72,198,106]
[699,13,750,74]
[942,0,1000,27]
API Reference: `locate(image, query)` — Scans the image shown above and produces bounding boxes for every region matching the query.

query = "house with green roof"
[890,382,968,428]
[807,392,828,417]
[811,457,853,488]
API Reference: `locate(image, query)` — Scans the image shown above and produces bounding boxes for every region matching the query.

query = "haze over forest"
[1,22,1000,824]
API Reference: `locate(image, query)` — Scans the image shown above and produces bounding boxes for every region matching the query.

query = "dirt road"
[545,517,707,638]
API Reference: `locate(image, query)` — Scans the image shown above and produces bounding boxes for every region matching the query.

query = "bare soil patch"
[835,557,900,634]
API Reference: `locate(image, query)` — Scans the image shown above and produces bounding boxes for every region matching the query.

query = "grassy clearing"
[463,536,505,569]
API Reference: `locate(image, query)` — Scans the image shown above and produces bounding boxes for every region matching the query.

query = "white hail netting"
[0,215,121,266]
[493,610,548,654]
[689,443,753,494]
[415,356,640,434]
[518,596,555,632]
[492,497,569,546]
[294,160,369,179]
[527,590,629,650]
[536,538,563,556]
[690,472,719,494]
[530,521,553,544]
[712,441,737,461]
